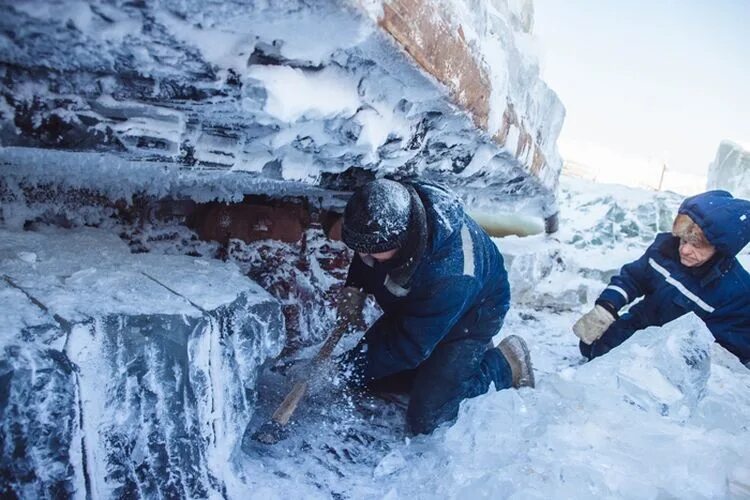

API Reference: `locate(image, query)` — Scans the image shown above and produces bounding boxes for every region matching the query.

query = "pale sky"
[533,0,750,180]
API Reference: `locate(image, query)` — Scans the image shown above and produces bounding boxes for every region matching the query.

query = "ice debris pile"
[376,315,750,499]
[499,176,685,309]
[0,226,285,498]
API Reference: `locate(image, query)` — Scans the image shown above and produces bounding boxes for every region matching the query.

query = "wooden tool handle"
[271,381,309,425]
[311,320,350,366]
[269,319,351,426]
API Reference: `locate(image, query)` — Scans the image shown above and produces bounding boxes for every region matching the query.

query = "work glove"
[573,304,616,345]
[336,286,366,330]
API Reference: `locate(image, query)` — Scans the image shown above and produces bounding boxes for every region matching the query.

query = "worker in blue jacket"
[574,190,750,365]
[337,179,534,435]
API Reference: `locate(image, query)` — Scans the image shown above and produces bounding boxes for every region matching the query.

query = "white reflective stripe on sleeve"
[605,285,629,302]
[461,224,475,277]
[648,258,715,313]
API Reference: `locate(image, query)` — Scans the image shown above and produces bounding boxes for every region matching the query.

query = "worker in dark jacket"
[338,179,534,435]
[574,190,750,365]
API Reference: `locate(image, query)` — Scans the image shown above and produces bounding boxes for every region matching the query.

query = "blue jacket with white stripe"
[346,182,510,381]
[597,190,750,362]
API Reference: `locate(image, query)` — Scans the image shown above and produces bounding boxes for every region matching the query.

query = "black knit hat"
[342,179,412,254]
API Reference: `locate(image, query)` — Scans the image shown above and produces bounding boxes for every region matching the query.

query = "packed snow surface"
[370,316,749,499]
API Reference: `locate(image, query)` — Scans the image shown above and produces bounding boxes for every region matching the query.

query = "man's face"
[359,248,399,263]
[678,239,716,267]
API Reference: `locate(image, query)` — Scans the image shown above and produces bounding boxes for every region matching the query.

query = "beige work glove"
[336,286,366,329]
[573,305,616,345]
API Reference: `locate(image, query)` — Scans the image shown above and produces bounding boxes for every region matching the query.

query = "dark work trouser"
[368,338,513,435]
[347,280,513,435]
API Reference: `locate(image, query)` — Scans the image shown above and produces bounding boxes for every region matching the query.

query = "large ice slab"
[377,314,750,498]
[0,226,285,498]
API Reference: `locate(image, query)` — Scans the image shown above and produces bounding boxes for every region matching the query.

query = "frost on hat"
[342,179,412,254]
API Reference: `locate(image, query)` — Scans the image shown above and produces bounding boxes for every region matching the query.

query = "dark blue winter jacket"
[346,182,509,381]
[597,190,750,362]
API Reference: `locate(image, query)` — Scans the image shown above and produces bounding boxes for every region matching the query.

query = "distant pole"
[657,162,667,191]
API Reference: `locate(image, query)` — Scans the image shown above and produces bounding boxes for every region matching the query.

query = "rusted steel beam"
[378,0,492,130]
[376,0,552,182]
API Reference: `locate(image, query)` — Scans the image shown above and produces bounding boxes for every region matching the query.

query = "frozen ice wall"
[0,345,79,499]
[707,140,750,200]
[0,0,564,218]
[0,226,285,498]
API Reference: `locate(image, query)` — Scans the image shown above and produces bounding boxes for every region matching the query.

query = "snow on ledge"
[0,147,348,208]
[0,225,272,322]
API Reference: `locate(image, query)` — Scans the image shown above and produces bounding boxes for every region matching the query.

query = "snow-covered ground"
[2,176,749,499]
